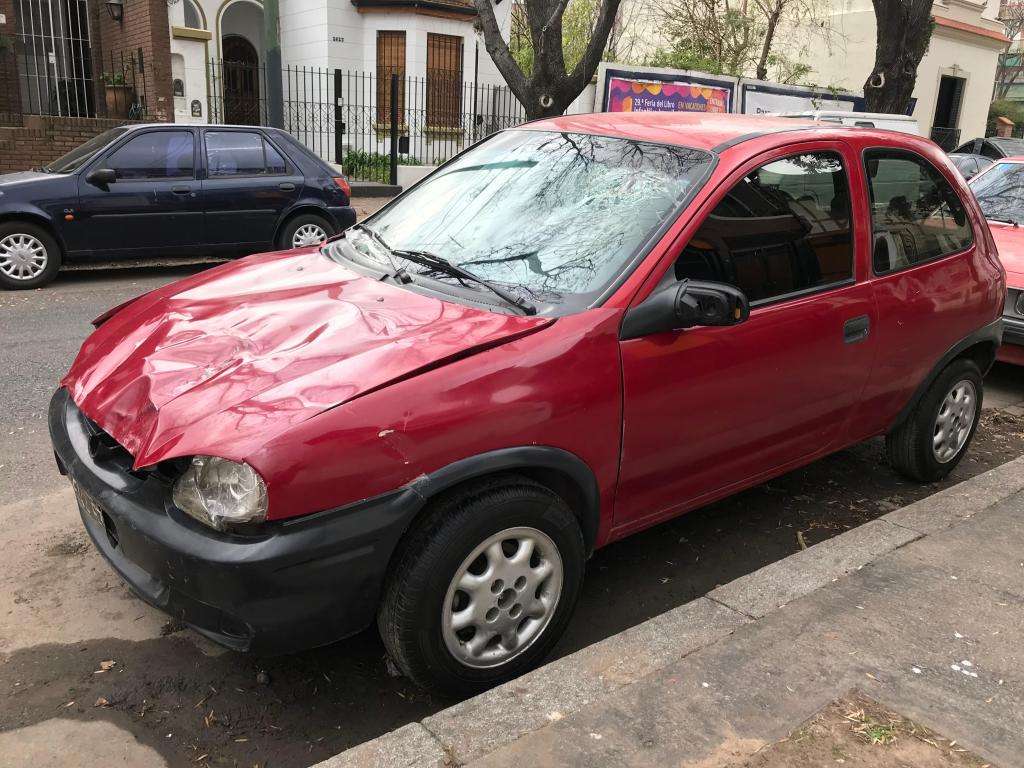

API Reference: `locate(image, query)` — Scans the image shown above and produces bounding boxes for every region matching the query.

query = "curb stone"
[314,455,1024,768]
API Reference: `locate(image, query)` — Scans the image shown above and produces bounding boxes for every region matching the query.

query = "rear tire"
[378,476,585,697]
[277,213,333,250]
[887,357,983,482]
[0,221,62,290]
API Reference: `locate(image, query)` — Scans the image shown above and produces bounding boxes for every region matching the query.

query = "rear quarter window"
[863,149,973,274]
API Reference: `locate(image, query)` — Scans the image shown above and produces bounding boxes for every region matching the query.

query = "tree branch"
[474,0,530,98]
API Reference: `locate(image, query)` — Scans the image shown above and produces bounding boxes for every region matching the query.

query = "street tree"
[994,1,1024,101]
[649,0,827,82]
[476,0,624,119]
[862,0,934,113]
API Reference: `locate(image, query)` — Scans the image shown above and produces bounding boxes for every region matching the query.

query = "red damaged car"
[50,114,1004,695]
[968,157,1024,364]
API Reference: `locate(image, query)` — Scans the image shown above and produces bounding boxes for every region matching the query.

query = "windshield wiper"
[393,247,537,316]
[349,223,413,283]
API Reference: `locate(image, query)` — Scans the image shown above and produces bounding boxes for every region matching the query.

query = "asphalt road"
[1,255,1023,767]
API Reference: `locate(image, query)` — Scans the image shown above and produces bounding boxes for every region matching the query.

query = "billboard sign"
[606,76,731,114]
[599,67,736,114]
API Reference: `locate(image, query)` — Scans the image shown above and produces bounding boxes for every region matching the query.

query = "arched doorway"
[222,34,260,125]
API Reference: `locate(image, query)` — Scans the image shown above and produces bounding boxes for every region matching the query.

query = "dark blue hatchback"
[0,123,355,289]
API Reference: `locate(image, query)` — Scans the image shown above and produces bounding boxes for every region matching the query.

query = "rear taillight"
[332,176,351,198]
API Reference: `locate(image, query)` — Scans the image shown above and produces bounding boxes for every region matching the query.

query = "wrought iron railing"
[208,60,528,183]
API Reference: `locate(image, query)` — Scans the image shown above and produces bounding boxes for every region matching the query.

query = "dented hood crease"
[62,249,550,468]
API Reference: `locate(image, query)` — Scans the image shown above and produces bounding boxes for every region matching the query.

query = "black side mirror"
[620,279,750,340]
[86,168,116,188]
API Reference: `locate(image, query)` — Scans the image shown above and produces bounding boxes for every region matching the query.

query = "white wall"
[784,0,1004,141]
[168,0,211,124]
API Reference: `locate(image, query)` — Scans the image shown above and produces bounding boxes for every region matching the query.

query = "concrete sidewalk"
[321,456,1024,767]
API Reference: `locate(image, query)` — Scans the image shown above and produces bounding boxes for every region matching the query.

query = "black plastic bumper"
[1004,315,1024,348]
[327,205,357,232]
[48,387,421,655]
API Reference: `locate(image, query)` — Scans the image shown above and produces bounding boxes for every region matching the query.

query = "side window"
[864,149,972,274]
[105,131,194,180]
[675,151,854,303]
[206,131,286,177]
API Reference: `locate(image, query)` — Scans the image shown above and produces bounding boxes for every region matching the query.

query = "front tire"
[278,213,333,250]
[378,476,585,697]
[0,221,62,290]
[887,357,983,482]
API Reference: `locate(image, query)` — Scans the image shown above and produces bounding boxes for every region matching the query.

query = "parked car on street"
[949,152,994,180]
[50,113,1005,695]
[967,156,1024,364]
[954,136,1024,160]
[0,123,354,290]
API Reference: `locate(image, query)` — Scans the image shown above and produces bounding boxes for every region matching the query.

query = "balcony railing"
[930,126,961,152]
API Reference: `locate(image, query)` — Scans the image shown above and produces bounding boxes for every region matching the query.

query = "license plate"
[73,482,105,526]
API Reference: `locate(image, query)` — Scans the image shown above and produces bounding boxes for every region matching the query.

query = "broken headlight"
[172,456,268,531]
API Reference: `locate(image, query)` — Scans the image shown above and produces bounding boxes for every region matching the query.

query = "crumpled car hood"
[63,248,550,468]
[989,221,1024,287]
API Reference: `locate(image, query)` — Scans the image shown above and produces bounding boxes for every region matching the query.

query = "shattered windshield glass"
[971,161,1024,224]
[359,130,713,304]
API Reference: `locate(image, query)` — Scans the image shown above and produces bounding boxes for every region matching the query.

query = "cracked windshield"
[357,129,712,306]
[970,161,1024,225]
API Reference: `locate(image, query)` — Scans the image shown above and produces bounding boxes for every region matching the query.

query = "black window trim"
[860,145,975,278]
[90,127,199,181]
[202,127,291,179]
[668,145,858,310]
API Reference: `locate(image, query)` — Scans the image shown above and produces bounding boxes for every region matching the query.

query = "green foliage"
[645,43,724,75]
[101,71,127,87]
[988,99,1024,136]
[342,150,421,184]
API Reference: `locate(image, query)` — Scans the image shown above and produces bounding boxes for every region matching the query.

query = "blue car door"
[200,129,302,255]
[75,128,203,257]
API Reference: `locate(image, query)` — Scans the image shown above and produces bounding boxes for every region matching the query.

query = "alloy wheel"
[0,233,48,280]
[441,526,563,669]
[933,379,977,463]
[292,223,327,248]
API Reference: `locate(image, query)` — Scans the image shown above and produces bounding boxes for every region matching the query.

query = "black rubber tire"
[377,475,586,697]
[276,212,334,250]
[0,221,62,290]
[887,357,983,482]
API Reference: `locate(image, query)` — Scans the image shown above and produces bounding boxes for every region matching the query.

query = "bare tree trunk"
[475,0,623,119]
[862,0,934,114]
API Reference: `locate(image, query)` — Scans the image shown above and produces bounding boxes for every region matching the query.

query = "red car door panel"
[614,140,877,532]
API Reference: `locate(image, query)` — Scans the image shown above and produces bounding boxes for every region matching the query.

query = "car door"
[854,147,989,436]
[76,128,202,257]
[200,129,302,255]
[614,143,878,532]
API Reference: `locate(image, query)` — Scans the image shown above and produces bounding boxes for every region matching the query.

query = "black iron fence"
[208,60,527,183]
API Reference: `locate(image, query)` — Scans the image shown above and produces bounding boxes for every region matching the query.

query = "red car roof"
[522,112,826,151]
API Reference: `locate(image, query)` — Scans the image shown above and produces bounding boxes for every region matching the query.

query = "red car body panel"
[63,248,551,473]
[60,114,1006,549]
[967,157,1024,363]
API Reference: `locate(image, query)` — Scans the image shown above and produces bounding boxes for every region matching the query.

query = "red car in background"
[968,157,1024,364]
[50,114,1004,695]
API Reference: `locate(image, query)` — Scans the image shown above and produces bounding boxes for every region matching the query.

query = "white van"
[773,110,921,136]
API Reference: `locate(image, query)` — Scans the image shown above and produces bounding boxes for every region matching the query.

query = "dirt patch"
[562,408,1024,650]
[45,530,90,557]
[0,412,1020,767]
[737,693,991,768]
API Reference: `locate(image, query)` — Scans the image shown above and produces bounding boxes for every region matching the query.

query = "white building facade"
[165,0,515,168]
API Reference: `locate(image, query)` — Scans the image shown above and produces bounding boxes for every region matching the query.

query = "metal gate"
[14,0,94,117]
